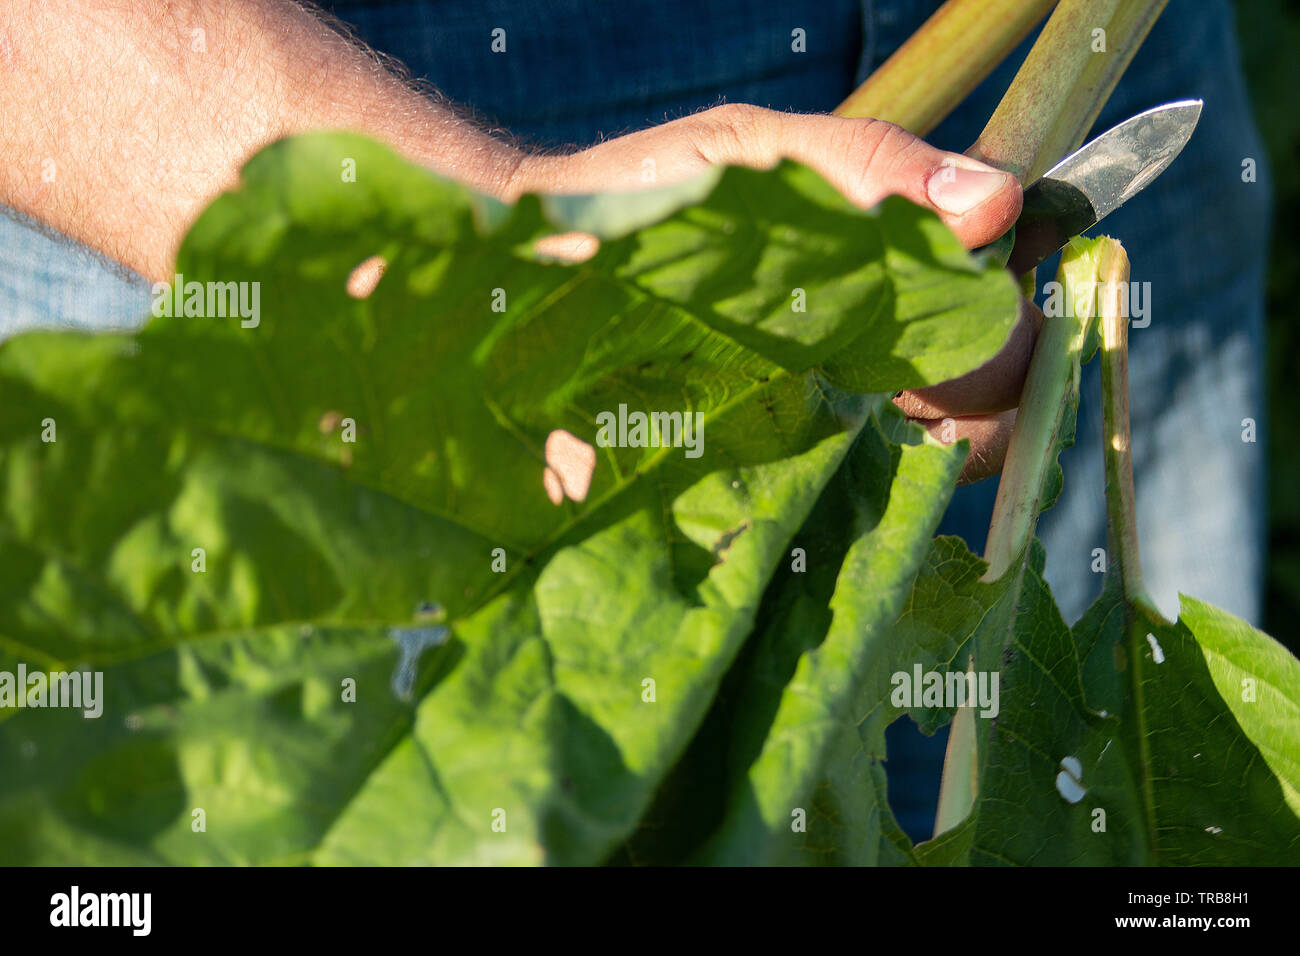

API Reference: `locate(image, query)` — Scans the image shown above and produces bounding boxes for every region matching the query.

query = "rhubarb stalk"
[929,0,1169,838]
[834,0,1056,135]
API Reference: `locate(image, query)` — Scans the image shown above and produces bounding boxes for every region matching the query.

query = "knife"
[1004,99,1203,276]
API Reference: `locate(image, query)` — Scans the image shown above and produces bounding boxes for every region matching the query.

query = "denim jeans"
[0,0,1270,843]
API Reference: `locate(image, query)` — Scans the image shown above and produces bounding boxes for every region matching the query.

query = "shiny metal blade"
[1007,99,1203,275]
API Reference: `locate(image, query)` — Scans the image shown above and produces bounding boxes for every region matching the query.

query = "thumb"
[793,115,1021,248]
[691,108,1021,249]
[915,153,1022,248]
[525,105,1021,249]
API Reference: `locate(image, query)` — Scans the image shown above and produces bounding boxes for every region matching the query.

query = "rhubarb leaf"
[0,132,1017,864]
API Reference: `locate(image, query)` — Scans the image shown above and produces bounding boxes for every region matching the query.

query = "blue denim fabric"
[330,0,866,149]
[0,208,154,340]
[0,0,1270,845]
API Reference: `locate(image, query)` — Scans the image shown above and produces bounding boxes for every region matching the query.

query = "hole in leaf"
[884,714,948,845]
[542,429,596,504]
[533,232,600,263]
[346,255,387,298]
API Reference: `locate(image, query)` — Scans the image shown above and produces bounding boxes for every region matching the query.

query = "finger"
[680,108,1022,248]
[912,409,1017,484]
[528,105,1021,249]
[894,297,1043,418]
[761,112,1021,249]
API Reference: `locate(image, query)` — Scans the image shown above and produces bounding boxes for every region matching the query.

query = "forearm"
[1,0,522,281]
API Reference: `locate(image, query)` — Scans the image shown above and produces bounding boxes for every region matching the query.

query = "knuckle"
[875,125,932,180]
[829,119,927,200]
[829,119,891,172]
[849,120,912,162]
[697,103,771,162]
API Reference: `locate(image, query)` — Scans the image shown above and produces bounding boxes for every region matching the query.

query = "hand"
[893,297,1043,483]
[510,104,1034,481]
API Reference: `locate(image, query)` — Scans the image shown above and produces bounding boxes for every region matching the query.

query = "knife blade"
[1006,99,1203,276]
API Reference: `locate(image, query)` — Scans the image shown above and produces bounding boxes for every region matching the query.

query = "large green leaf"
[971,569,1300,865]
[949,238,1300,865]
[883,235,1300,866]
[691,406,967,865]
[610,404,968,865]
[0,132,1019,864]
